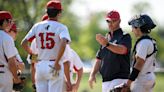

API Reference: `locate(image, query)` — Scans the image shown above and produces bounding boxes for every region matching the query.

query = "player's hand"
[121,83,131,92]
[88,75,96,89]
[96,34,108,46]
[54,62,61,71]
[49,65,59,77]
[66,81,72,92]
[72,83,80,92]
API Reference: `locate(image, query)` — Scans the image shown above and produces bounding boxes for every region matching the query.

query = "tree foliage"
[1,0,164,64]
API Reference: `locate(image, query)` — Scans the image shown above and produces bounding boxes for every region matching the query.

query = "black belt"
[0,71,4,73]
[146,72,151,74]
[0,65,4,67]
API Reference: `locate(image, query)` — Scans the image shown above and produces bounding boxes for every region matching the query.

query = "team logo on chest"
[45,25,50,30]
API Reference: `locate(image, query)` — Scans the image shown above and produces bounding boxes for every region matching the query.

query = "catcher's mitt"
[110,83,131,92]
[13,76,26,92]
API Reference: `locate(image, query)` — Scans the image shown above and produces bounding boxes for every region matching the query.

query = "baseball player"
[61,45,83,92]
[21,1,72,92]
[26,38,37,92]
[122,14,157,92]
[26,14,49,91]
[0,11,22,92]
[7,23,25,72]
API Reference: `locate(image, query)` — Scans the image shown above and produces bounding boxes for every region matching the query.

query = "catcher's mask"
[128,14,156,30]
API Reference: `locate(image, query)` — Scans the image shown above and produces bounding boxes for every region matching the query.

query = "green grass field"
[23,72,164,92]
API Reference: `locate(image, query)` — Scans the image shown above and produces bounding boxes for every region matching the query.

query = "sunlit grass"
[23,73,164,92]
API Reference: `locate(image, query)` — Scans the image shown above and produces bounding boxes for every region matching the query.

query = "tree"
[76,12,106,60]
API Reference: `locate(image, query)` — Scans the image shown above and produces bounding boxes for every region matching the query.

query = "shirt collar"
[108,28,123,37]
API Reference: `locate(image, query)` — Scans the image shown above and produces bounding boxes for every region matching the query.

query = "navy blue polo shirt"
[96,28,132,82]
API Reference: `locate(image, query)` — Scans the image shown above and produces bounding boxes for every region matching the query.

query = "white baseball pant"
[131,72,155,92]
[35,60,65,92]
[0,66,13,92]
[102,79,127,92]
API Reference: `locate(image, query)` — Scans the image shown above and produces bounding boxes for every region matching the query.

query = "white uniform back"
[24,20,71,61]
[0,30,17,66]
[135,39,156,75]
[27,38,70,64]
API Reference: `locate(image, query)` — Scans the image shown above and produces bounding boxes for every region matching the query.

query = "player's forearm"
[64,61,71,83]
[90,59,101,76]
[31,63,36,84]
[21,39,33,54]
[55,38,67,64]
[75,68,83,84]
[106,43,128,55]
[134,56,145,71]
[8,56,19,80]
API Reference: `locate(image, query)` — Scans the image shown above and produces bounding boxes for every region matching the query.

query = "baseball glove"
[32,84,36,92]
[30,54,38,61]
[13,76,26,91]
[110,83,131,92]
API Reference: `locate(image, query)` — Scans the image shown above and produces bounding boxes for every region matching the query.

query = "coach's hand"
[88,75,96,89]
[54,62,61,71]
[96,34,108,46]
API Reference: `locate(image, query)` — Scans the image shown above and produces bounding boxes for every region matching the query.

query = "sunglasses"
[106,20,118,24]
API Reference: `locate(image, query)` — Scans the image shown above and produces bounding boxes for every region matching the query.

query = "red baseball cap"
[106,10,120,21]
[46,1,62,10]
[42,14,49,21]
[0,11,12,20]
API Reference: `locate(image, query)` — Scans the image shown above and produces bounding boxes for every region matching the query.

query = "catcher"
[113,14,157,92]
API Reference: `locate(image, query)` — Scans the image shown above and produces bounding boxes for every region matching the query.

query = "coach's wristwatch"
[105,42,110,47]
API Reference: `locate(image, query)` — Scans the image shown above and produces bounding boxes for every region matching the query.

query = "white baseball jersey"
[135,39,156,75]
[24,20,71,61]
[0,30,17,66]
[0,30,18,92]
